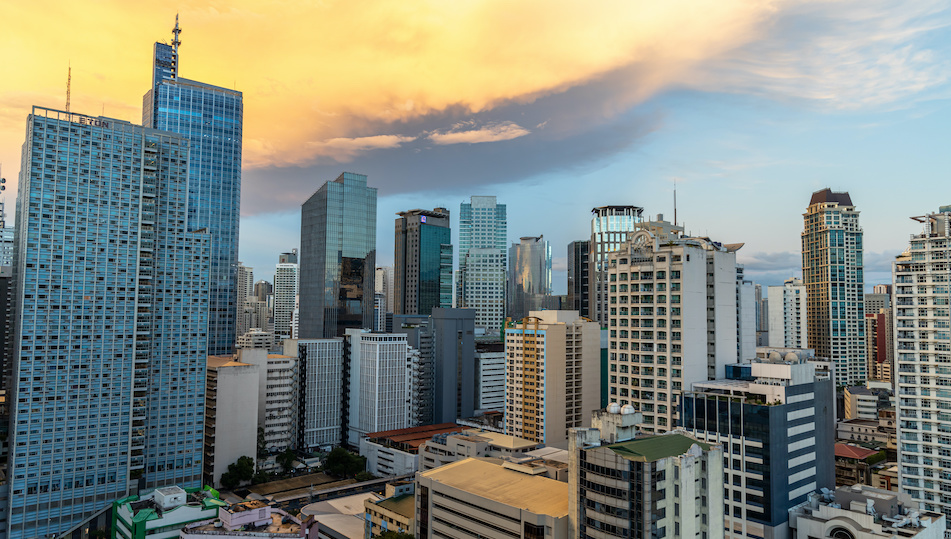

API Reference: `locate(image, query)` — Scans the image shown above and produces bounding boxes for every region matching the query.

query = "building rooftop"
[364,423,461,451]
[207,356,253,369]
[374,493,415,519]
[839,419,880,427]
[835,443,881,460]
[420,458,569,517]
[809,188,853,207]
[846,385,873,396]
[458,429,540,451]
[606,434,711,462]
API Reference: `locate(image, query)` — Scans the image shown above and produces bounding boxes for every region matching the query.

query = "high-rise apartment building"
[737,266,757,361]
[802,189,866,385]
[768,277,808,349]
[346,329,412,445]
[299,172,377,339]
[504,311,600,448]
[476,342,506,413]
[865,309,894,383]
[203,356,259,488]
[590,206,644,327]
[506,235,553,320]
[273,251,299,338]
[7,107,210,538]
[567,240,590,317]
[143,17,243,356]
[291,338,346,451]
[0,200,13,266]
[607,223,741,433]
[894,205,951,520]
[456,196,507,334]
[393,208,452,316]
[681,350,835,539]
[235,262,254,339]
[375,266,394,315]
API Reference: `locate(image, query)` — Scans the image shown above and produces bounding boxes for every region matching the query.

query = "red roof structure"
[834,443,879,460]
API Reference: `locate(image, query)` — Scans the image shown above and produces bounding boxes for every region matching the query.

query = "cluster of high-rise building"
[2,16,951,539]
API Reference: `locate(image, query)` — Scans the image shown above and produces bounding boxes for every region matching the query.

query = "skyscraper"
[143,17,243,355]
[274,251,299,338]
[802,189,865,385]
[456,196,507,334]
[567,240,590,317]
[393,208,452,316]
[235,262,254,339]
[767,277,807,349]
[590,206,644,327]
[894,204,951,519]
[7,107,210,537]
[506,235,553,321]
[299,172,377,339]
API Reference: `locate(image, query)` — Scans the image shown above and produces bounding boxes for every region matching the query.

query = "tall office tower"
[253,279,273,302]
[273,254,299,337]
[682,351,835,539]
[299,172,377,339]
[375,266,394,315]
[503,311,600,448]
[0,200,13,266]
[590,206,644,327]
[393,208,452,316]
[768,277,808,348]
[894,204,951,519]
[235,262,254,338]
[569,415,725,539]
[755,283,769,345]
[393,309,477,425]
[7,107,210,538]
[567,240,590,317]
[865,309,894,383]
[506,235,553,320]
[291,338,345,451]
[345,329,412,445]
[456,196,507,334]
[143,18,243,355]
[802,188,866,385]
[736,266,756,361]
[607,224,741,433]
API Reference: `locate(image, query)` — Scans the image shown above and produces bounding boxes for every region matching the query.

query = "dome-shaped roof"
[768,351,782,361]
[785,351,800,362]
[620,404,636,415]
[607,402,621,414]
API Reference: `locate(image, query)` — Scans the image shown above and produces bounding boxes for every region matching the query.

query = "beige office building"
[504,310,600,448]
[416,458,569,539]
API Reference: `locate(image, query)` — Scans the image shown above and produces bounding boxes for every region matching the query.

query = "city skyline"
[2,3,950,292]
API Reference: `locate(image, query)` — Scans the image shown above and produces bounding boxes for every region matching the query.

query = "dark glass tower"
[143,17,243,355]
[567,240,589,317]
[394,208,452,316]
[299,172,377,338]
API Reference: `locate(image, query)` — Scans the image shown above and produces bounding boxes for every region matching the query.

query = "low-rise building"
[364,482,416,538]
[789,485,945,539]
[837,419,889,445]
[113,486,226,539]
[180,499,318,539]
[834,443,885,487]
[358,423,460,476]
[416,457,570,539]
[419,428,541,471]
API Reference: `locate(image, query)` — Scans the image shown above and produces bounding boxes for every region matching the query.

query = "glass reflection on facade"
[143,35,243,356]
[506,235,552,320]
[299,172,377,339]
[394,208,452,316]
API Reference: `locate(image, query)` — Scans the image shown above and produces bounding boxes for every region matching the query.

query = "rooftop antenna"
[66,62,71,113]
[673,178,678,226]
[172,14,182,54]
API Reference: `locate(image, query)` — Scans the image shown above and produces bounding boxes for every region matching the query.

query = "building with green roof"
[112,486,225,539]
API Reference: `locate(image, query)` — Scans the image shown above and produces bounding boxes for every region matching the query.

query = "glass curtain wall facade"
[393,208,452,316]
[567,240,589,317]
[455,196,507,334]
[7,108,209,538]
[299,172,377,339]
[143,35,243,356]
[590,206,643,327]
[506,235,553,321]
[802,189,865,385]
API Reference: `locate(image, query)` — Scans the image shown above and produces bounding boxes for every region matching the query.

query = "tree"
[257,427,268,459]
[325,447,366,477]
[276,449,297,472]
[219,455,255,489]
[252,469,271,484]
[220,471,239,490]
[355,471,374,482]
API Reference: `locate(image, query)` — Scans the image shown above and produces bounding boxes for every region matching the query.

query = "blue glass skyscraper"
[143,18,243,355]
[6,107,209,538]
[393,208,452,316]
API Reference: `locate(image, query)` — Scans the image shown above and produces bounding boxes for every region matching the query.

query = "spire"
[172,13,182,54]
[66,62,71,113]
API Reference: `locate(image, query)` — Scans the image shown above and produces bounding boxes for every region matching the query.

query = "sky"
[2,0,950,293]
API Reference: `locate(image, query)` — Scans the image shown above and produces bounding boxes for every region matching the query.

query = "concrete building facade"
[204,357,259,488]
[768,277,808,349]
[273,256,299,338]
[504,311,601,448]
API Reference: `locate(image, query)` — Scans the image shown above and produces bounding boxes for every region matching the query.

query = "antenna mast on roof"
[172,14,182,54]
[673,178,678,226]
[66,62,71,113]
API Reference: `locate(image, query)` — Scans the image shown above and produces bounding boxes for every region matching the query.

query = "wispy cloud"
[428,121,530,145]
[306,134,416,162]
